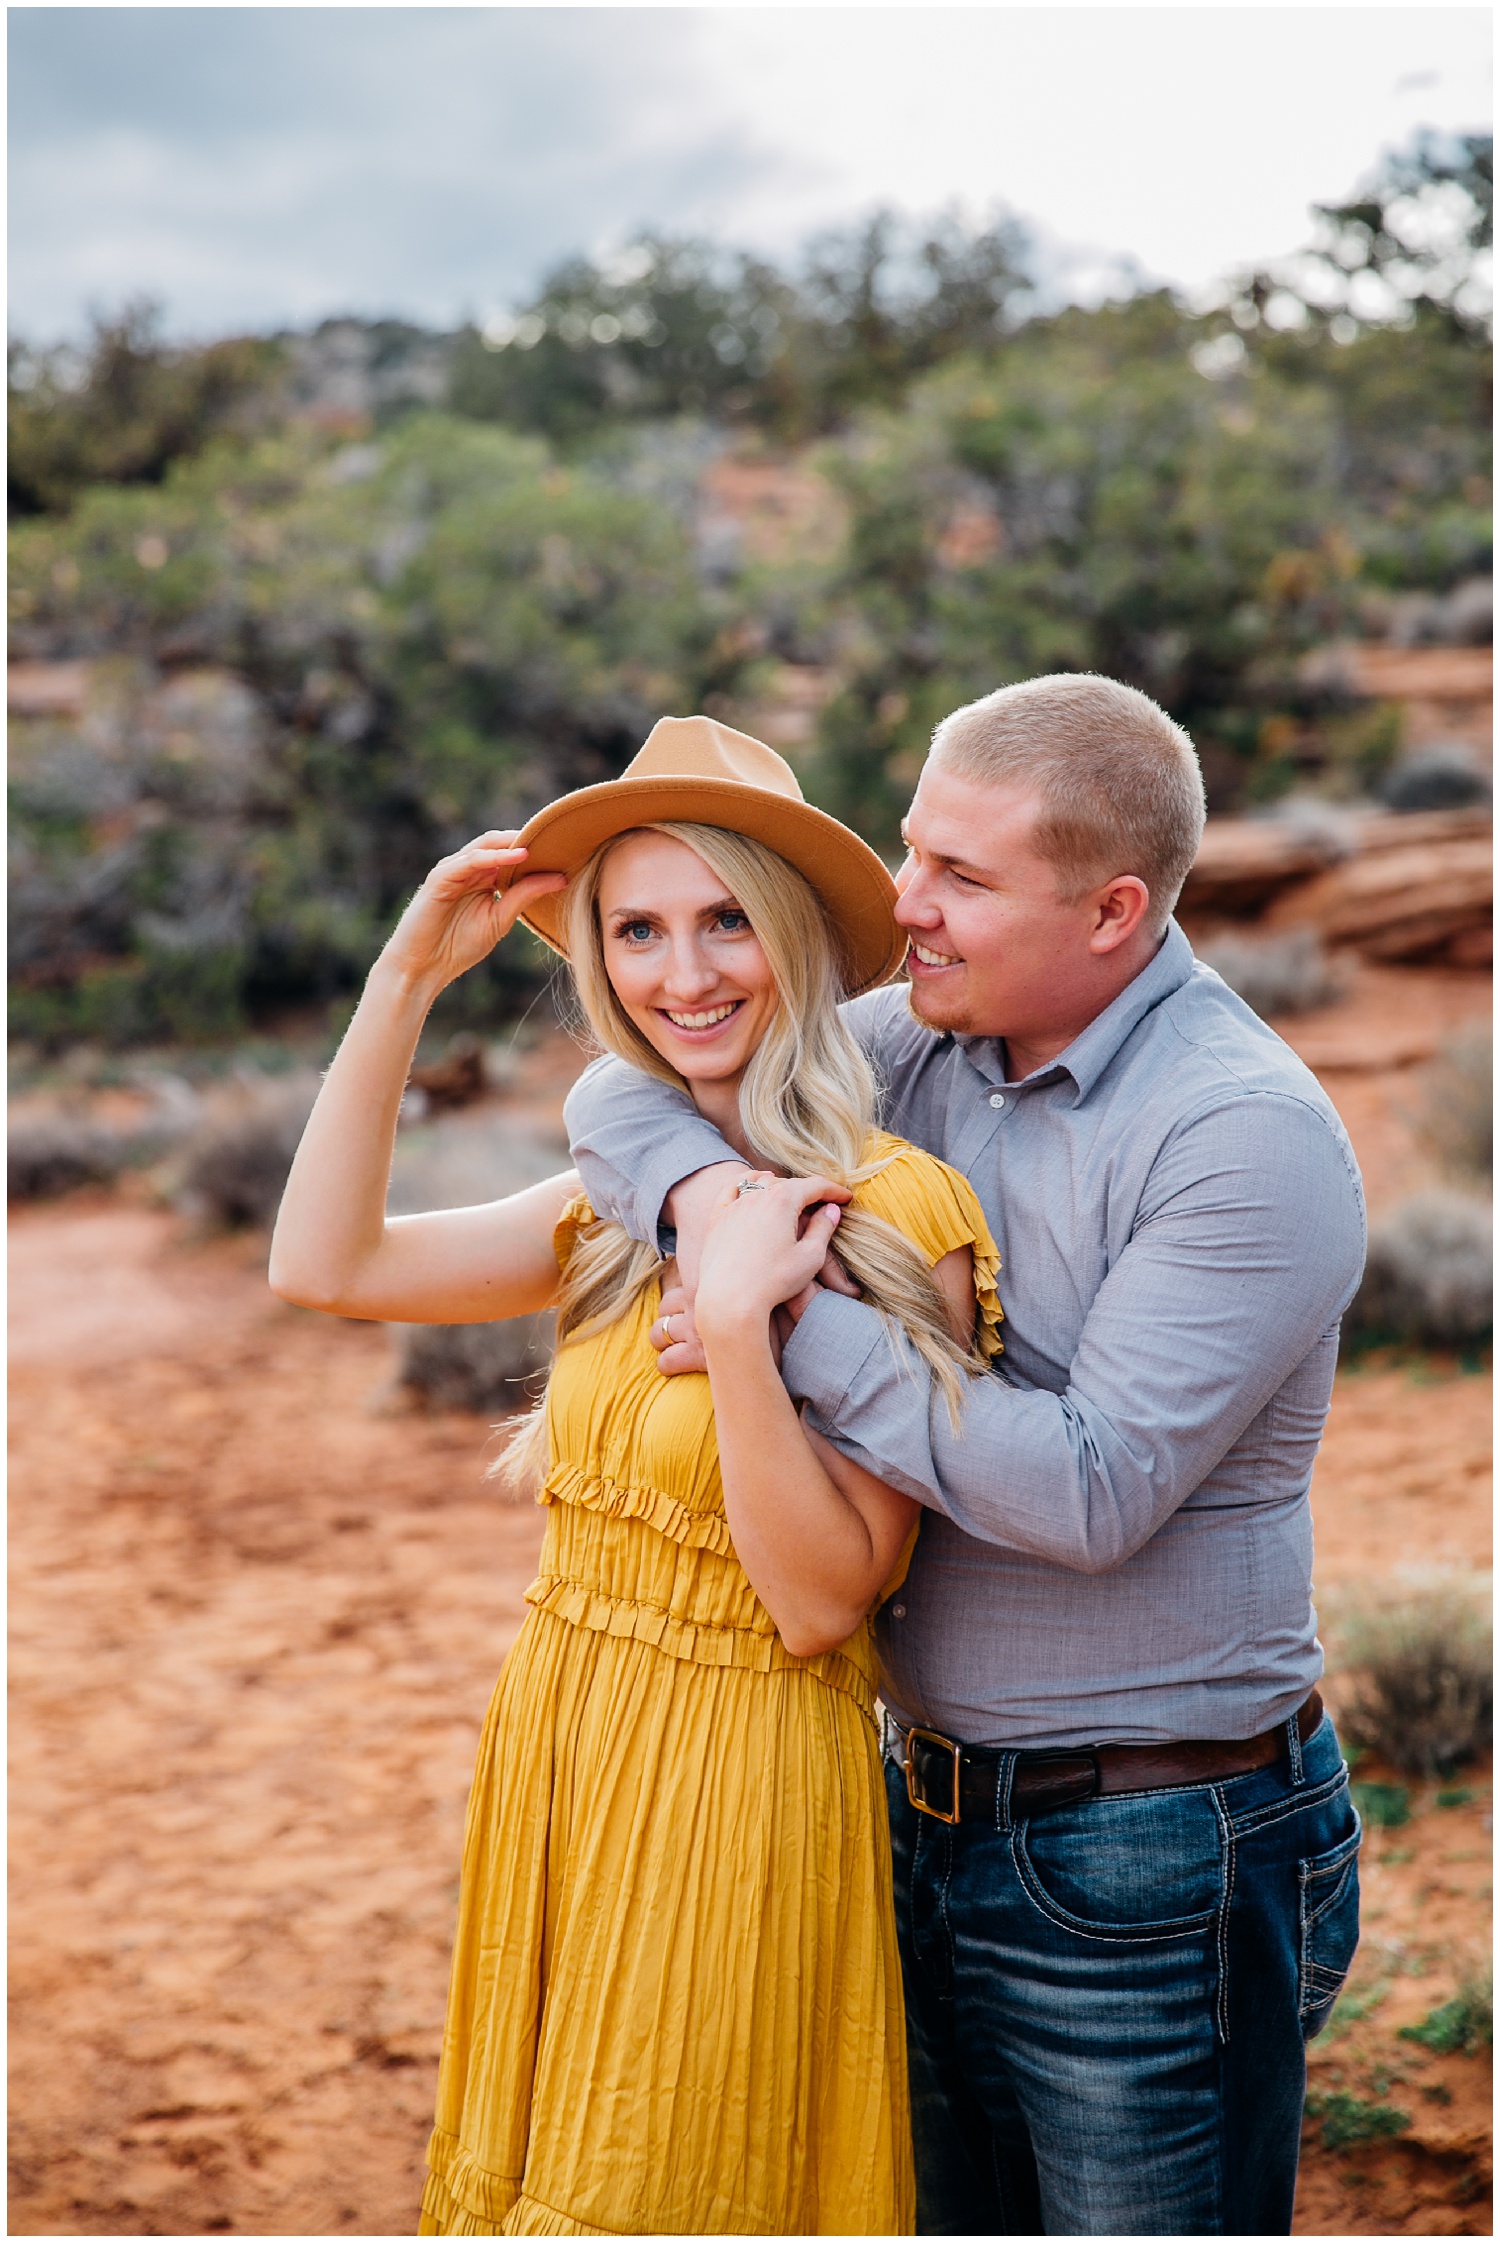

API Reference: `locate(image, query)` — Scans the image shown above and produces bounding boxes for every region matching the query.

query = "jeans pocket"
[1014,1788,1224,1940]
[1299,1817,1363,2038]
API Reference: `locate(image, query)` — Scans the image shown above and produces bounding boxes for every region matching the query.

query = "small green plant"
[1305,2091,1412,2150]
[1351,1781,1411,1829]
[1326,1976,1393,2036]
[1398,1976,1493,2057]
[1337,1587,1493,1778]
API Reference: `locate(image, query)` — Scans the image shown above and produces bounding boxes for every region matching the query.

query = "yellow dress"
[420,1135,1002,2238]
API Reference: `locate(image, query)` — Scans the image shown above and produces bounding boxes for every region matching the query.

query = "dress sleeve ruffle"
[552,1191,598,1273]
[856,1135,1004,1361]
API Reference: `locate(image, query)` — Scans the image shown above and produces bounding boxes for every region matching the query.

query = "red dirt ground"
[9,967,1491,2237]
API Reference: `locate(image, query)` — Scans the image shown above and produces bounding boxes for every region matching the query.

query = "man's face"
[895,764,1111,1048]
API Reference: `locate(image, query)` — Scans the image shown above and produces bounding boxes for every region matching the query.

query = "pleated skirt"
[419,1593,913,2236]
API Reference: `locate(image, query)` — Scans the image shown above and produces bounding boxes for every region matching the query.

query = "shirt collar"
[955,920,1196,1103]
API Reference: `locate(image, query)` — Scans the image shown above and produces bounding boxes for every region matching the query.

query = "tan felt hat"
[505,715,908,996]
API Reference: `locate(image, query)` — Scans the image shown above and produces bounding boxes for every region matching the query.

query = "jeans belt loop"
[996,1747,1017,1832]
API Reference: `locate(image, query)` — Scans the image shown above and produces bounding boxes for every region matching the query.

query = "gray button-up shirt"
[563,922,1366,1750]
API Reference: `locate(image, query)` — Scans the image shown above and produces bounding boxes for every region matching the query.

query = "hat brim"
[506,774,908,997]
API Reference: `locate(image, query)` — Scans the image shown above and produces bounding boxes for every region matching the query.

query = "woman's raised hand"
[694,1172,854,1351]
[381,833,567,996]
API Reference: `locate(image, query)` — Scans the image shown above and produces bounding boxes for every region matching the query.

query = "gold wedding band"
[662,1313,677,1340]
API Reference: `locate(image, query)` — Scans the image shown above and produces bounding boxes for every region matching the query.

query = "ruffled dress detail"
[420,1136,1001,2237]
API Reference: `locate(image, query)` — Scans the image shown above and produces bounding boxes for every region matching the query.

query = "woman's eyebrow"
[606,890,743,921]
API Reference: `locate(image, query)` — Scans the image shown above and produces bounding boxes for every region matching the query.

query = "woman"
[270,717,1002,2237]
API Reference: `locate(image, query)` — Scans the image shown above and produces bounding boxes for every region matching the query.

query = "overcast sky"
[8,5,1492,342]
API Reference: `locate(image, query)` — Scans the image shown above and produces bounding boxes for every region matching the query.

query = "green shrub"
[9,148,1491,1041]
[1350,1781,1411,1829]
[8,415,721,1045]
[1398,1976,1493,2056]
[9,303,280,517]
[1305,2092,1411,2150]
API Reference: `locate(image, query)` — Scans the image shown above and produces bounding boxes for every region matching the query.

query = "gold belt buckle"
[905,1725,963,1824]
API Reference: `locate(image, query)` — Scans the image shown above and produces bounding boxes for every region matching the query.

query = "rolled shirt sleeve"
[781,1091,1367,1574]
[563,993,907,1245]
[564,1056,740,1247]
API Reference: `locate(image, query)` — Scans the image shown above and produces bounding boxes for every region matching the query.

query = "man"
[562,675,1366,2236]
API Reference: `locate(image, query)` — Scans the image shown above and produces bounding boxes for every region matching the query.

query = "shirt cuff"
[574,1121,738,1250]
[780,1289,887,1416]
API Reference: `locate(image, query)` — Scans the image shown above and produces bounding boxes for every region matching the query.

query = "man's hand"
[662,1163,748,1290]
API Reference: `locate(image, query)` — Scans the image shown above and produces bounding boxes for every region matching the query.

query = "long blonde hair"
[497,822,983,1488]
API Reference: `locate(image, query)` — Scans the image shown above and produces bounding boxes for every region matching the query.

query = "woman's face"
[596,831,779,1090]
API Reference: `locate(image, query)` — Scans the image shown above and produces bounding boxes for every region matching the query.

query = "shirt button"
[988,1092,1006,1109]
[890,1604,906,1619]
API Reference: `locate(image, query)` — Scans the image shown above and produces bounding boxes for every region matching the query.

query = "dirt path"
[9,970,1491,2236]
[9,1208,535,2236]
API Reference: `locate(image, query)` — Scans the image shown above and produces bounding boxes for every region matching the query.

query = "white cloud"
[7,5,1491,340]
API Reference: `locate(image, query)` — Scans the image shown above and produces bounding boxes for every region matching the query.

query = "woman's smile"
[658,997,747,1036]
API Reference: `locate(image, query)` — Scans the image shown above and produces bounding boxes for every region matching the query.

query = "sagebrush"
[1196,930,1343,1019]
[1336,1586,1492,1777]
[1415,1027,1492,1188]
[1346,1191,1491,1348]
[393,1316,555,1413]
[172,1077,320,1229]
[386,1115,570,1411]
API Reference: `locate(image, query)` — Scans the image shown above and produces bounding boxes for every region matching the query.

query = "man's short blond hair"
[930,674,1206,935]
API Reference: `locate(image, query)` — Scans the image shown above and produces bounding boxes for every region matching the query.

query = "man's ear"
[1089,875,1151,954]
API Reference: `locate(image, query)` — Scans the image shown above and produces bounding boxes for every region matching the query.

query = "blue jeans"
[885,1711,1361,2236]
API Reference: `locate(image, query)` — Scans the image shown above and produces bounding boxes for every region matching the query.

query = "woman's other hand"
[650,1283,708,1375]
[381,832,567,997]
[695,1173,853,1350]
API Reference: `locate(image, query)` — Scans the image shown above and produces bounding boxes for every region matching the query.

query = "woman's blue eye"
[718,910,749,932]
[620,921,655,942]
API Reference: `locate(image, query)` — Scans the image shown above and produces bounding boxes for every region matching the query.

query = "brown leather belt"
[894,1691,1325,1824]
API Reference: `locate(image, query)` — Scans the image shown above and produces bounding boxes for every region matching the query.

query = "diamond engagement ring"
[736,1176,769,1195]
